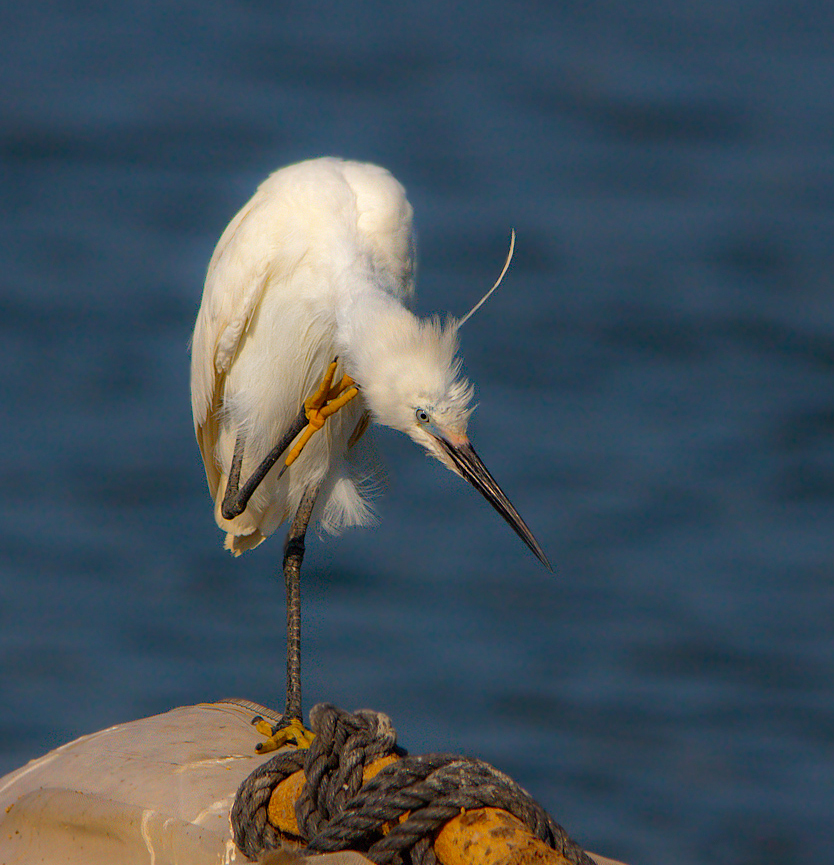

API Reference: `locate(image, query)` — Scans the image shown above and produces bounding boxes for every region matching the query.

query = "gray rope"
[231,747,306,858]
[232,704,595,865]
[298,704,399,837]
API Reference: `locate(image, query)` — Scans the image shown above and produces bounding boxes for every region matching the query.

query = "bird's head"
[354,311,550,569]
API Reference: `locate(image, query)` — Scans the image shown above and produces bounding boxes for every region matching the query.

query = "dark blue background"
[1,2,833,863]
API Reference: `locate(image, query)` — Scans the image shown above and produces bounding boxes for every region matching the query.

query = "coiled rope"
[232,703,595,865]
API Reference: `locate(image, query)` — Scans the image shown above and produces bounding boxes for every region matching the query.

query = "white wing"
[190,189,276,499]
[190,157,415,552]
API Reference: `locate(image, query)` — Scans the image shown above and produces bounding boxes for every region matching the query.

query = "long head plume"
[458,229,515,328]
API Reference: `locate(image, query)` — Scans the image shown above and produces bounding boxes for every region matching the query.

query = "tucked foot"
[253,715,316,753]
[279,360,359,476]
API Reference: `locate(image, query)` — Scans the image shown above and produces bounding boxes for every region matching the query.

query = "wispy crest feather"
[458,229,515,327]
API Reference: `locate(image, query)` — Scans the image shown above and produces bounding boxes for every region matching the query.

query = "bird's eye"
[415,408,430,424]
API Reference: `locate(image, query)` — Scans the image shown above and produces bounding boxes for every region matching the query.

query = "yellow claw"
[305,360,339,412]
[324,372,356,402]
[282,361,360,470]
[255,717,316,753]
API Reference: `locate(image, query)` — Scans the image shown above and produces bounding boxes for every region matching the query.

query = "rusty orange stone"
[266,755,575,864]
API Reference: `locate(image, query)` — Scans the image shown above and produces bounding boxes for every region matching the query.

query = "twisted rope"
[231,747,306,858]
[232,704,594,865]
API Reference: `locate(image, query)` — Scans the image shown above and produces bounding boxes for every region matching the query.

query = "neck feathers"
[336,289,472,432]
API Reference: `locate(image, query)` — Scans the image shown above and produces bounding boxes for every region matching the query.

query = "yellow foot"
[281,359,359,472]
[253,716,316,753]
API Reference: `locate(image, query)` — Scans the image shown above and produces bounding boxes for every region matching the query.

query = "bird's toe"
[254,716,316,753]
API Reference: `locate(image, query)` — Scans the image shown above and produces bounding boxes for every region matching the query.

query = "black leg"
[221,407,309,521]
[222,431,246,516]
[220,423,314,723]
[221,358,361,523]
[282,483,321,723]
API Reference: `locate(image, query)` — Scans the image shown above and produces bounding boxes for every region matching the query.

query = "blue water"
[1,2,833,863]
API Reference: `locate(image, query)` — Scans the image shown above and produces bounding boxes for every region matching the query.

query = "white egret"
[191,157,549,747]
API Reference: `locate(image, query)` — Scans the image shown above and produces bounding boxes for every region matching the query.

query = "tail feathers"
[211,441,381,553]
[224,528,266,557]
[213,471,278,557]
[318,474,378,535]
[316,432,382,536]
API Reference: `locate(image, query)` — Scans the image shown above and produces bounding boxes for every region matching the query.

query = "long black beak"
[434,436,552,570]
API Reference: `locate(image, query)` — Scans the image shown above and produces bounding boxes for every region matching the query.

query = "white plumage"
[191,156,547,567]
